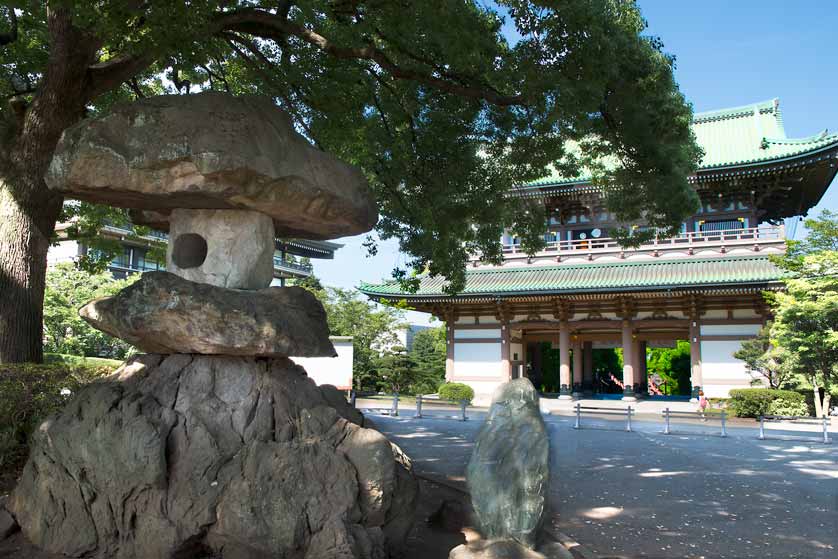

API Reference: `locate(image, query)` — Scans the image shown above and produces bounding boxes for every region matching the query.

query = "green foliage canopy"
[43,263,138,359]
[732,323,791,390]
[769,210,838,416]
[409,326,447,394]
[1,0,700,293]
[297,280,404,390]
[373,345,414,394]
[647,341,690,395]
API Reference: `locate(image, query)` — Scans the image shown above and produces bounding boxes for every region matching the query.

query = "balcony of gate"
[483,224,786,266]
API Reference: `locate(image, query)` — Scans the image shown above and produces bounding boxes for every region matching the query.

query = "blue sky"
[314,0,838,324]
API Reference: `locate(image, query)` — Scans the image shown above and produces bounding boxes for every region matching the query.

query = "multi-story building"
[49,222,341,284]
[360,99,838,402]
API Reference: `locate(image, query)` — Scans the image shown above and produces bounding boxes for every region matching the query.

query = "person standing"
[698,390,708,421]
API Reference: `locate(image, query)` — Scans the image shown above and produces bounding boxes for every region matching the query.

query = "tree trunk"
[0,183,63,362]
[0,8,97,363]
[812,380,823,418]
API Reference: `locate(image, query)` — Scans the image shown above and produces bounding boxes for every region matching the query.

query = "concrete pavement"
[367,410,838,559]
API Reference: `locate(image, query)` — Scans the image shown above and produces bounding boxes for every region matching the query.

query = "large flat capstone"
[45,91,377,240]
[9,354,418,559]
[467,379,549,548]
[79,271,334,357]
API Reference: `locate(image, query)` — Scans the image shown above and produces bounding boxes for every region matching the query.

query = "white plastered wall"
[451,341,504,404]
[47,240,80,267]
[699,324,761,398]
[292,337,353,390]
[455,328,501,340]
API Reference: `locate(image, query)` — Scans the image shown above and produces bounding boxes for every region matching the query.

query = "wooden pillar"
[446,320,454,381]
[583,341,594,394]
[689,318,703,401]
[501,322,511,381]
[521,337,528,379]
[572,340,583,398]
[621,319,637,401]
[559,321,572,400]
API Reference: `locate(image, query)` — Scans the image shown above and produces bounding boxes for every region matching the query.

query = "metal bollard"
[626,406,633,432]
[758,415,765,440]
[415,394,423,418]
[460,400,468,421]
[391,393,399,417]
[663,408,671,435]
[574,403,581,429]
[720,410,727,437]
[350,390,356,408]
[824,417,831,444]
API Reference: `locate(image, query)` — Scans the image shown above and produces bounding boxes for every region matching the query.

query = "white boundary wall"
[292,336,353,390]
[700,324,762,398]
[451,326,506,404]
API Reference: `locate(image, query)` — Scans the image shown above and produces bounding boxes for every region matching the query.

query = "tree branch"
[86,52,157,101]
[214,8,526,107]
[127,78,145,99]
[222,33,323,148]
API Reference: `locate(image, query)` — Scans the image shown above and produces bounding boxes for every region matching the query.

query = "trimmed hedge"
[0,362,114,472]
[766,399,809,418]
[728,388,806,418]
[438,382,475,404]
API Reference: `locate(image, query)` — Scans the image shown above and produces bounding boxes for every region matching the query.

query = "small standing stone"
[466,379,549,548]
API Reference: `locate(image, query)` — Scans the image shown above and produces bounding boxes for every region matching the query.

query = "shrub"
[45,353,125,369]
[0,362,114,472]
[728,388,805,418]
[438,382,475,403]
[766,399,809,418]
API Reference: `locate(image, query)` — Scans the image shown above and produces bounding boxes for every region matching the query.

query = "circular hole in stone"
[172,233,208,269]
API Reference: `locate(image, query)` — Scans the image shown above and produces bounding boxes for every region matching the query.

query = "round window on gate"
[172,233,208,269]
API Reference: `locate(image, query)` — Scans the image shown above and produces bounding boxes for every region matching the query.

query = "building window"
[699,218,745,233]
[111,248,132,269]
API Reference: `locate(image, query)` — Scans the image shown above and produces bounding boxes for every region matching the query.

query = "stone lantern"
[6,92,417,559]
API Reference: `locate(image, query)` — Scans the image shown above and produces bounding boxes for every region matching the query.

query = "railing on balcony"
[273,256,314,275]
[500,225,784,257]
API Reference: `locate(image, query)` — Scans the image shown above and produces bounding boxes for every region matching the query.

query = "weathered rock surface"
[9,354,418,559]
[467,379,549,548]
[449,540,541,559]
[166,208,275,289]
[79,271,334,356]
[428,499,469,533]
[46,91,377,240]
[0,497,18,541]
[449,539,571,559]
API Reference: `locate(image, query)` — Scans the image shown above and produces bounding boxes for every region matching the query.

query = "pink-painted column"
[621,319,637,402]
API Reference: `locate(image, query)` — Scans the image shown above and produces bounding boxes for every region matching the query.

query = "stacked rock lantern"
[6,92,417,559]
[49,90,378,358]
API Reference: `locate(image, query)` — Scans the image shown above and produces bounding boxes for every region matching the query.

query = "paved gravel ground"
[367,410,838,559]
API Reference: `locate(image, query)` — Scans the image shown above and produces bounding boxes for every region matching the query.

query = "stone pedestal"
[9,355,417,559]
[166,208,275,289]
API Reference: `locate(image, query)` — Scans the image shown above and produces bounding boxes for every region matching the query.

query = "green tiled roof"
[524,98,838,187]
[359,255,784,298]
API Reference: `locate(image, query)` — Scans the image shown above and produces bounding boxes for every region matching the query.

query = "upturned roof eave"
[359,279,786,301]
[516,137,838,192]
